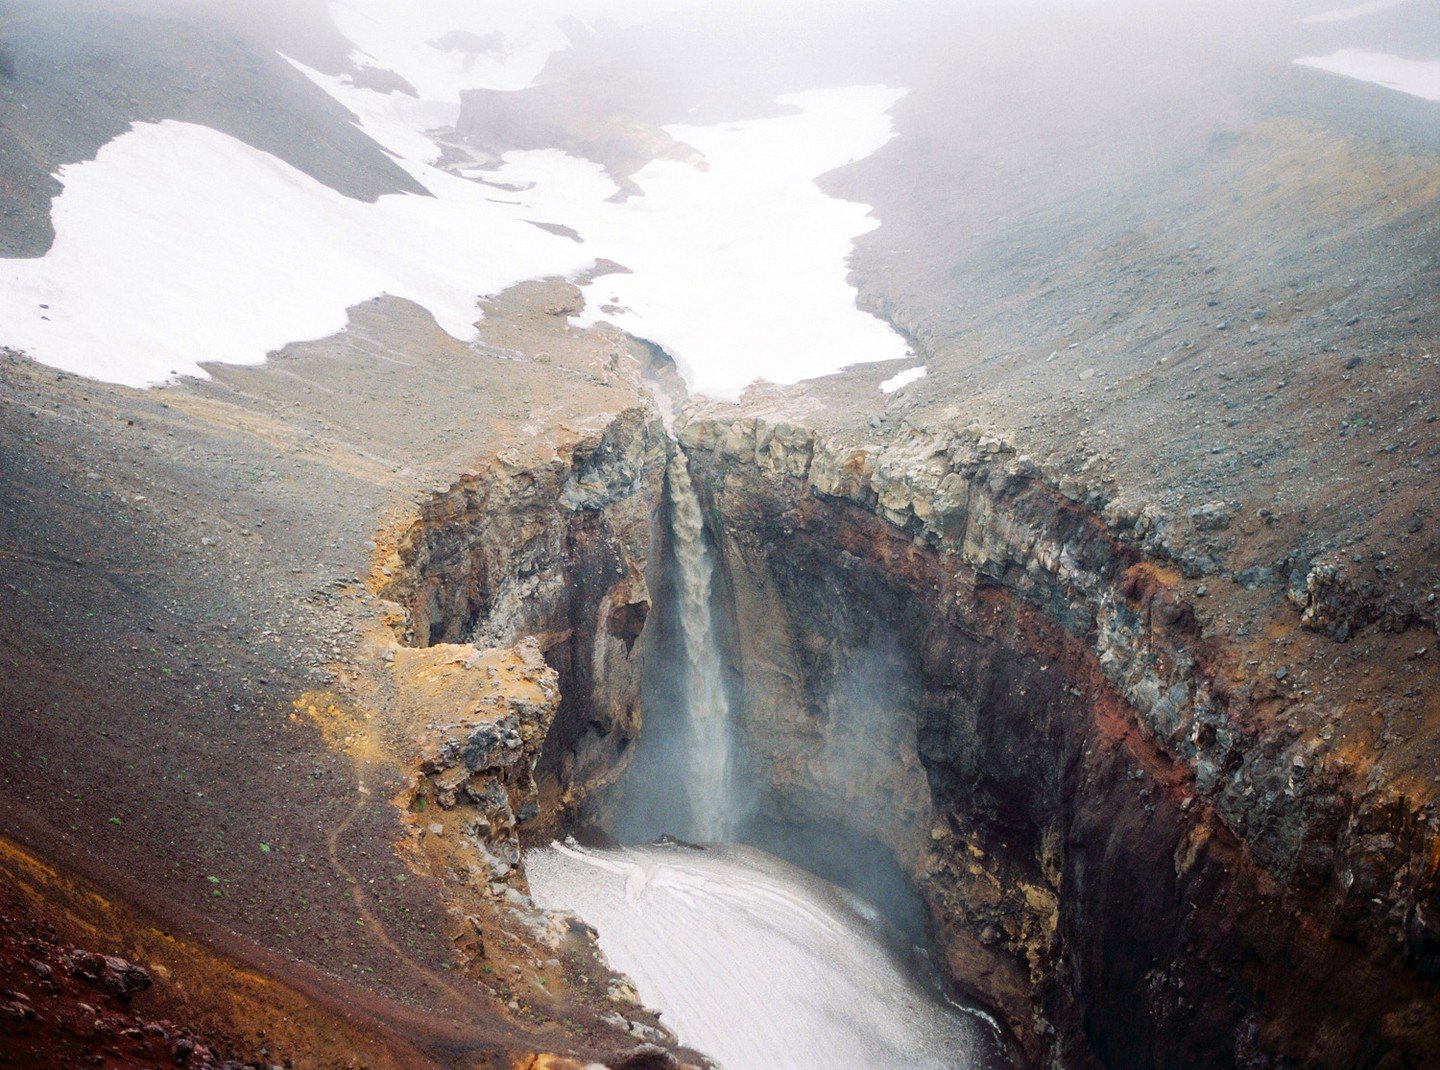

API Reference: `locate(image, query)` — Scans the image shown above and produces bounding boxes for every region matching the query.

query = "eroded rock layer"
[674,407,1440,1069]
[379,404,667,836]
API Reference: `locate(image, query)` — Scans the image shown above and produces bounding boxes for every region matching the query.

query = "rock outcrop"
[379,406,668,832]
[393,638,561,898]
[674,406,1440,1069]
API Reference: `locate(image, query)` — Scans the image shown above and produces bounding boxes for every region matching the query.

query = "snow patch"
[3,18,910,396]
[528,842,996,1070]
[880,365,927,393]
[307,63,912,398]
[1295,50,1440,102]
[0,120,593,386]
[510,86,913,398]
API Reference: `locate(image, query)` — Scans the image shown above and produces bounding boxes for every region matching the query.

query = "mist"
[4,0,1439,1064]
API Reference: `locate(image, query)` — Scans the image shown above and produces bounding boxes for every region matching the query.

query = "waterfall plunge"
[546,445,1007,1070]
[666,447,735,841]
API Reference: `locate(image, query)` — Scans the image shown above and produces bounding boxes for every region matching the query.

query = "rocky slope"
[0,279,695,1069]
[672,400,1440,1069]
[4,2,1440,1067]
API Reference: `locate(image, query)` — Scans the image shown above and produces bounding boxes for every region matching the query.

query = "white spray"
[666,447,735,841]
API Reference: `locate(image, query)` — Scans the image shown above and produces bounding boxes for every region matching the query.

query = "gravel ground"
[0,284,666,1066]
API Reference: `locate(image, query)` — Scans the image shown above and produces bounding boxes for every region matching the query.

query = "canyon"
[2,1,1440,1068]
[357,377,1440,1067]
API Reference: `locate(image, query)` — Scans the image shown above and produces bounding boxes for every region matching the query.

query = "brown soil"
[0,831,436,1069]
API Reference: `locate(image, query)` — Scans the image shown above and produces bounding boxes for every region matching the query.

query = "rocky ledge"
[378,405,667,832]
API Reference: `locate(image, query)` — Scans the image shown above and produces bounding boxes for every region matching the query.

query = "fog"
[15,0,1430,209]
[3,0,1437,1063]
[8,0,1437,934]
[10,0,1436,187]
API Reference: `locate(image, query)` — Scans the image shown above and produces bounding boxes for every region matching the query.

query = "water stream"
[664,448,736,841]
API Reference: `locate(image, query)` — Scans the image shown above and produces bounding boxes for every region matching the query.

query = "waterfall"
[666,447,735,841]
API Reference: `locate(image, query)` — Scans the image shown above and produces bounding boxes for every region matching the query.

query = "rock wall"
[364,384,1440,1068]
[379,405,667,833]
[675,410,1440,1069]
[393,638,562,900]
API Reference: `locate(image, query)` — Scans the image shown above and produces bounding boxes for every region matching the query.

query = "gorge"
[2,2,1440,1069]
[368,376,1440,1068]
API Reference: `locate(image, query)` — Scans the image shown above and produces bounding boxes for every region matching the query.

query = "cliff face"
[675,408,1440,1069]
[379,405,668,835]
[390,638,563,901]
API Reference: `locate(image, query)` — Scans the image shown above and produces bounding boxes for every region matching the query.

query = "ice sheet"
[527,841,998,1070]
